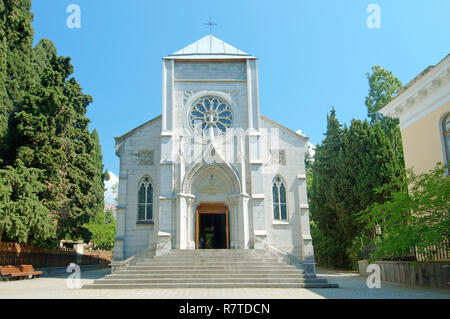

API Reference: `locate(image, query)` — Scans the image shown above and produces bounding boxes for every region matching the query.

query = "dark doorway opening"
[198,213,227,249]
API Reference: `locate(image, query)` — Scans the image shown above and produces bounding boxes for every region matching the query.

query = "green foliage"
[358,163,450,262]
[365,65,403,126]
[346,234,372,269]
[0,0,37,164]
[309,66,406,268]
[83,210,116,251]
[365,65,404,168]
[0,3,106,245]
[0,160,56,244]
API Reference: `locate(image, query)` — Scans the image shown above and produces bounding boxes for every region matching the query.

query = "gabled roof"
[165,35,255,60]
[114,115,162,144]
[260,114,309,142]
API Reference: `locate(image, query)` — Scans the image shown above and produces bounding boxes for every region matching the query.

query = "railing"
[412,237,449,261]
[250,235,316,273]
[0,248,111,268]
[364,237,449,262]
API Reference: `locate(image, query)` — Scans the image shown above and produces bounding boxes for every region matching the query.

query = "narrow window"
[138,176,153,221]
[280,183,287,220]
[272,183,280,220]
[273,176,288,221]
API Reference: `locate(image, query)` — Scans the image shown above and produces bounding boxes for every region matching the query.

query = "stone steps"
[83,249,338,289]
[105,273,317,279]
[125,266,296,271]
[92,278,328,284]
[84,282,339,289]
[137,258,280,262]
[129,262,293,268]
[113,269,304,275]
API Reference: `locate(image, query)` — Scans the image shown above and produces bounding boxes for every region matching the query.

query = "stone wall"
[358,260,450,288]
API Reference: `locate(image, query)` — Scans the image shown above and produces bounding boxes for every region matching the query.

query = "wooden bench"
[0,265,42,281]
[19,265,43,278]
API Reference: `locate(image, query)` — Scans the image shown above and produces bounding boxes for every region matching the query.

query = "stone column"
[186,195,196,250]
[228,196,238,249]
[229,193,250,249]
[176,193,196,250]
[238,194,250,249]
[175,194,187,249]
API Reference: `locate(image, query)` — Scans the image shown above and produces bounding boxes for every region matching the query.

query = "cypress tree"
[0,160,56,244]
[0,0,37,165]
[310,108,349,267]
[310,113,405,268]
[0,2,106,245]
[12,39,105,241]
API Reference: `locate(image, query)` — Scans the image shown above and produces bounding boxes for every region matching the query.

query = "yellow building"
[379,54,450,175]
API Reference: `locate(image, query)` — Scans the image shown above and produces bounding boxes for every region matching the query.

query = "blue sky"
[30,0,449,201]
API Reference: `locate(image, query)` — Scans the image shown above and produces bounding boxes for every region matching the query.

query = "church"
[112,35,315,271]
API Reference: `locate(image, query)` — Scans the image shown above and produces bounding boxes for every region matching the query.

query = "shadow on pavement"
[308,267,450,299]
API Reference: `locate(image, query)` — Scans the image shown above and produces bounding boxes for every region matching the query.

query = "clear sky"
[30,0,450,198]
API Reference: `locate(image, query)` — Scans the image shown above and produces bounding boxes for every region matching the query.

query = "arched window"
[442,114,450,169]
[138,176,153,221]
[272,175,287,220]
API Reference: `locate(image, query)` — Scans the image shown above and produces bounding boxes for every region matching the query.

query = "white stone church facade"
[113,35,315,268]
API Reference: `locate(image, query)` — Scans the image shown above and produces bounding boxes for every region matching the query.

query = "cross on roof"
[204,18,218,34]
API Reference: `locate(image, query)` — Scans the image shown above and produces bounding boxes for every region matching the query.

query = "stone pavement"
[0,267,448,299]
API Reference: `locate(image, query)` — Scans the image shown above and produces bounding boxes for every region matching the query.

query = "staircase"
[83,249,338,289]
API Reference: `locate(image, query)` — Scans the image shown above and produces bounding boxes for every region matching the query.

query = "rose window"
[189,96,233,137]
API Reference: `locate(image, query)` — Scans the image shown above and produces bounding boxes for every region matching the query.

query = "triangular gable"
[114,115,162,144]
[260,114,309,142]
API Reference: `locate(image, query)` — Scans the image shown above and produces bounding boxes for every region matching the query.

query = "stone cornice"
[379,56,450,130]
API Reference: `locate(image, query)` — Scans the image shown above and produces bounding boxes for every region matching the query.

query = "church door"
[196,203,229,249]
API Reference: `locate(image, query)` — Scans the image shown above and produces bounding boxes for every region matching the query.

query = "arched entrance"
[178,162,248,249]
[196,203,229,249]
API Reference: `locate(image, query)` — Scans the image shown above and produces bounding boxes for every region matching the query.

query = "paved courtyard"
[0,267,448,299]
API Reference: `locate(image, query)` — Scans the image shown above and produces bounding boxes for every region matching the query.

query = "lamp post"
[375,224,382,237]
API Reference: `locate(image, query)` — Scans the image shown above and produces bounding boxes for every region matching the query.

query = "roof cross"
[204,18,218,34]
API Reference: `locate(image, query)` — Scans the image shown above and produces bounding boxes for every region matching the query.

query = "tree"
[365,65,404,167]
[309,109,405,268]
[358,163,450,261]
[0,2,106,245]
[309,108,351,268]
[83,210,116,251]
[365,65,403,126]
[0,0,38,165]
[0,160,56,244]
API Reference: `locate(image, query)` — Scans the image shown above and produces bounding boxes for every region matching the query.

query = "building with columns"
[112,35,314,267]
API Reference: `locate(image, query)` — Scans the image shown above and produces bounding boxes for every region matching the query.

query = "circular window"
[189,96,233,137]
